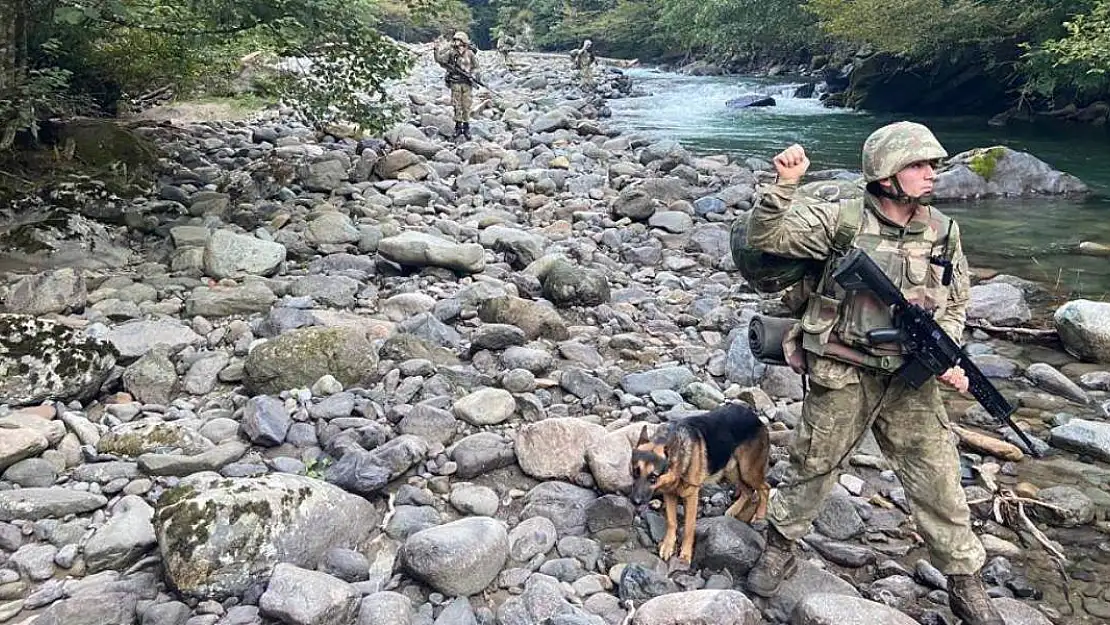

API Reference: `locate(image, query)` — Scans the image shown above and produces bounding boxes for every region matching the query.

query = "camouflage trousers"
[450,83,473,122]
[767,370,986,575]
[579,65,594,88]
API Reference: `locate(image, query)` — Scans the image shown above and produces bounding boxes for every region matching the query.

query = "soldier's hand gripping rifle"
[832,249,1041,456]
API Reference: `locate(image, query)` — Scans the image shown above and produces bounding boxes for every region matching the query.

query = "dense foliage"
[0,0,417,147]
[491,0,1109,109]
[3,0,1109,142]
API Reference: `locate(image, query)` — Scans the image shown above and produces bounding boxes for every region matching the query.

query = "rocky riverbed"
[1,48,1110,625]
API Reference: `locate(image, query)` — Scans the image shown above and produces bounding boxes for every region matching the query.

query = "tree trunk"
[1,0,29,95]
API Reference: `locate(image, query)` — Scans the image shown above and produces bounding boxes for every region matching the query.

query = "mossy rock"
[55,119,158,170]
[965,146,1007,181]
[243,326,380,394]
[0,313,117,406]
[154,472,380,600]
[97,420,214,458]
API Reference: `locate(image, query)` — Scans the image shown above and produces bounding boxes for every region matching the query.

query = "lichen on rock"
[154,472,380,600]
[0,313,117,406]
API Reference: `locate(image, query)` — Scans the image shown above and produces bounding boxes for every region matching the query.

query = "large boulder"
[0,314,116,406]
[378,231,485,274]
[934,147,1088,201]
[98,419,214,458]
[478,296,568,340]
[398,517,509,596]
[1049,419,1110,462]
[542,261,611,308]
[3,268,87,315]
[0,425,48,472]
[791,594,917,625]
[1054,300,1110,363]
[155,472,380,600]
[516,417,607,480]
[105,318,203,359]
[244,326,379,394]
[633,590,761,625]
[203,230,285,279]
[83,495,157,573]
[967,283,1031,326]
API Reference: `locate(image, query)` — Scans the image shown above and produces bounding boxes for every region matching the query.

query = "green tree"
[1024,0,1110,100]
[660,0,820,59]
[2,0,419,146]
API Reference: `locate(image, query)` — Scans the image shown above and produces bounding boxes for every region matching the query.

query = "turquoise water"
[608,69,1110,300]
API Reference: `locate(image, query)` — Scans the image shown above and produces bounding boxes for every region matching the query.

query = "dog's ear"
[636,425,649,446]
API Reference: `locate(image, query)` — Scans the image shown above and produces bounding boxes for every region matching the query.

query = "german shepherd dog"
[630,402,770,563]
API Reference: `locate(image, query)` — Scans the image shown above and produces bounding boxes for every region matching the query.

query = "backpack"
[730,178,864,295]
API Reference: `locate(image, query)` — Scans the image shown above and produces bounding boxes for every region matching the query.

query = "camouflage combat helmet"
[861,121,948,183]
[452,31,471,44]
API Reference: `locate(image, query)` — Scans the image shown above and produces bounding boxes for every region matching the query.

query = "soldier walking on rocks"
[496,31,516,68]
[743,121,1005,625]
[434,31,480,140]
[570,39,596,90]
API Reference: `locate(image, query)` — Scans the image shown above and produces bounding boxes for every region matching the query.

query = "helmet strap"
[874,176,930,205]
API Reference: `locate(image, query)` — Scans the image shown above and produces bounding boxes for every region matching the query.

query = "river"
[607,68,1110,302]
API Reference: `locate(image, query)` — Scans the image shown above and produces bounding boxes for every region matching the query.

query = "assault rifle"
[832,249,1040,456]
[444,56,494,94]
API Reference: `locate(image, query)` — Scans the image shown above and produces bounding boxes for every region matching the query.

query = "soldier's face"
[890,159,937,198]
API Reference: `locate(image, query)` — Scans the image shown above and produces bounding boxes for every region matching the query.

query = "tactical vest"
[439,48,477,86]
[800,198,956,372]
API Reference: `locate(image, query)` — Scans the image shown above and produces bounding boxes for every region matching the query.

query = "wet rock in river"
[967,282,1031,326]
[1055,299,1110,363]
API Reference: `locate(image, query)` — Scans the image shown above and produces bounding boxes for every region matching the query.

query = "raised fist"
[773,144,810,185]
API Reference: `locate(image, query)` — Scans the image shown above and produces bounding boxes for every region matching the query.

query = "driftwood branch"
[967,320,1057,340]
[952,426,1024,461]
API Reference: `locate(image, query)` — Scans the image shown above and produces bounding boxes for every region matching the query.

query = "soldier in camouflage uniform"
[434,31,480,140]
[744,122,1004,625]
[497,32,516,67]
[571,40,596,89]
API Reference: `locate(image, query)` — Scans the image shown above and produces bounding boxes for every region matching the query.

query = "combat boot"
[746,524,797,597]
[948,574,1004,625]
[462,122,472,140]
[453,122,463,138]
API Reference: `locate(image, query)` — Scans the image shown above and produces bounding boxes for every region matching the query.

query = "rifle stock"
[833,249,1040,457]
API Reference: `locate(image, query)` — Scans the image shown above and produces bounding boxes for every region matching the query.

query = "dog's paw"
[678,548,694,564]
[658,538,675,561]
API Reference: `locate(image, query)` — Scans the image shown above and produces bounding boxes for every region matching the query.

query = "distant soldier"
[497,31,516,66]
[434,31,480,140]
[570,39,596,89]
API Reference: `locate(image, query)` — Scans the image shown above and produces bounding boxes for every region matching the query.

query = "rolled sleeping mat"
[748,315,795,367]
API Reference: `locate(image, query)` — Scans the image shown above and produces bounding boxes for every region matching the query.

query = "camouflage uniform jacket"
[749,181,970,388]
[572,48,596,70]
[435,45,479,86]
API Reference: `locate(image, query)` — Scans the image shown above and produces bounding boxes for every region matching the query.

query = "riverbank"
[0,48,1109,625]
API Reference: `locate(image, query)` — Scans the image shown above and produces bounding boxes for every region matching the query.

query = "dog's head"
[630,425,668,506]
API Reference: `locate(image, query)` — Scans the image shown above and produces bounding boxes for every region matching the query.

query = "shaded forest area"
[2,0,1109,154]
